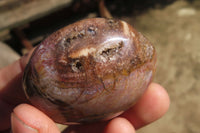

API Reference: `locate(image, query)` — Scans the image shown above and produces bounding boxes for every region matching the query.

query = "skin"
[0,50,170,133]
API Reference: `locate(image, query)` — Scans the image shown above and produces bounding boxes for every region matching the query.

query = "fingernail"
[11,113,38,133]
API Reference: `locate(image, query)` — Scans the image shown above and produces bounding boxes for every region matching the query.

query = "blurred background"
[0,0,199,132]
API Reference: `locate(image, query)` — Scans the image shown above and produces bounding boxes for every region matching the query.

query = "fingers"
[104,117,135,133]
[0,49,34,130]
[64,83,170,133]
[0,50,34,105]
[65,118,136,133]
[0,50,33,94]
[11,104,60,133]
[121,83,170,129]
[0,59,25,130]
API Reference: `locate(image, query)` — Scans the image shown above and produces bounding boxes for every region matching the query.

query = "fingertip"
[12,104,60,133]
[139,83,170,123]
[104,117,135,133]
[122,83,170,129]
[11,113,38,133]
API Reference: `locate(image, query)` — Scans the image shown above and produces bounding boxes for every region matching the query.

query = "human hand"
[0,51,170,133]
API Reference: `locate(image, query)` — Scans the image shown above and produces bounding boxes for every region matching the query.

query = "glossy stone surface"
[23,18,156,124]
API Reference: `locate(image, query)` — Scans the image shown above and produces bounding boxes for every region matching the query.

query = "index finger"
[120,83,170,129]
[0,49,34,131]
[0,50,34,102]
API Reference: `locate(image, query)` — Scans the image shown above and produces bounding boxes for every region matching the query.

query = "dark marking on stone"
[87,26,97,36]
[100,41,124,59]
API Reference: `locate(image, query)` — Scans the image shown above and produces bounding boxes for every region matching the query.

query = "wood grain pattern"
[0,0,72,31]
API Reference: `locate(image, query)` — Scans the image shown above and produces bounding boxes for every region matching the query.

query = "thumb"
[11,104,60,133]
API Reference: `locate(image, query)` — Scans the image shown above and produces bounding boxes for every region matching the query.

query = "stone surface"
[1,0,199,132]
[121,1,200,133]
[23,18,156,124]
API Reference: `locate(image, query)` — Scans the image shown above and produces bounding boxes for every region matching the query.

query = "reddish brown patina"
[23,18,156,124]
